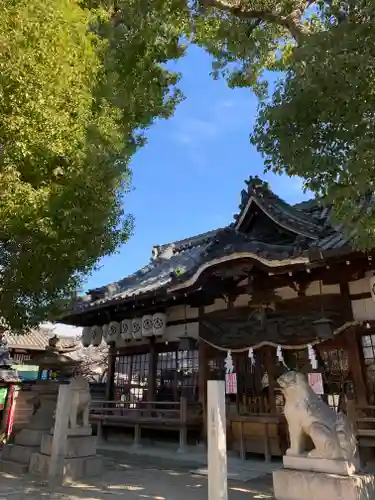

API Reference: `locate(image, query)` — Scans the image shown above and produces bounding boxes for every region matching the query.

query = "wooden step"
[357,429,375,437]
[0,459,29,475]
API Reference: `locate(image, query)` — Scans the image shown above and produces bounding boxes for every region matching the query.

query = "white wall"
[350,275,375,321]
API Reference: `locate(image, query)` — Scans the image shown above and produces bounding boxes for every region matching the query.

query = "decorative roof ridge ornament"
[233,176,326,239]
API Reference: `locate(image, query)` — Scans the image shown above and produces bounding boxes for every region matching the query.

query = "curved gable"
[233,176,326,240]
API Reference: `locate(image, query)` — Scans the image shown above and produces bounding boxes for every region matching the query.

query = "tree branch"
[199,0,314,43]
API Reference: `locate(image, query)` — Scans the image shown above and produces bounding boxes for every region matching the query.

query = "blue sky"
[51,45,310,336]
[84,46,308,292]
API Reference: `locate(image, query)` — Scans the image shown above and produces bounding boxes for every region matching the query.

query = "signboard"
[308,372,324,395]
[225,372,237,394]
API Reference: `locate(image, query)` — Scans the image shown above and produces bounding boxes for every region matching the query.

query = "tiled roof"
[5,329,77,351]
[69,230,217,314]
[61,178,353,318]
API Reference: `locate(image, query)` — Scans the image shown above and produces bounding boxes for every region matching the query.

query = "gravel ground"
[0,455,274,499]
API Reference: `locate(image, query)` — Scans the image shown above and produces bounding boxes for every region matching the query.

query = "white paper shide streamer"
[308,344,318,370]
[276,345,288,368]
[225,350,234,373]
[248,347,255,367]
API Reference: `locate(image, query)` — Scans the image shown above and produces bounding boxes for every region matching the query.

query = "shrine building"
[60,176,375,459]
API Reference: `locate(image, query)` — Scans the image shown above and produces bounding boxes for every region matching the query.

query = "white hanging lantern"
[102,324,109,343]
[121,319,132,341]
[107,321,121,343]
[248,347,255,366]
[81,326,91,347]
[142,315,154,338]
[153,312,166,337]
[132,318,142,340]
[276,345,288,368]
[91,325,103,347]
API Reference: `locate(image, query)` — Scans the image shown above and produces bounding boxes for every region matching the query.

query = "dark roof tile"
[5,329,76,351]
[61,178,355,318]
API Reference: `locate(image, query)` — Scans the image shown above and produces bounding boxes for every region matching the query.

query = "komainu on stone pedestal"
[278,371,359,469]
[68,376,91,430]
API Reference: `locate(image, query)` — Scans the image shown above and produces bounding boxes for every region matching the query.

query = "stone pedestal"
[283,455,358,476]
[29,433,103,481]
[273,468,375,500]
[0,382,59,475]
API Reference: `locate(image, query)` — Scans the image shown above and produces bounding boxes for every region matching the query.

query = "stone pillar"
[29,377,103,483]
[48,383,71,485]
[207,380,228,500]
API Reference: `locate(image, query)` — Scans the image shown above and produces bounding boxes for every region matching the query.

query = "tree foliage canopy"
[0,0,185,330]
[190,0,375,248]
[2,0,373,330]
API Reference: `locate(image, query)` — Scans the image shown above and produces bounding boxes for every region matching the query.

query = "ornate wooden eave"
[200,296,348,350]
[58,176,370,325]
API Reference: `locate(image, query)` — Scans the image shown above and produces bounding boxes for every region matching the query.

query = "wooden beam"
[264,347,277,414]
[105,343,116,401]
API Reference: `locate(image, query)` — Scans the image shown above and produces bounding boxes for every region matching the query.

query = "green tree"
[0,0,186,330]
[190,0,375,247]
[3,0,373,330]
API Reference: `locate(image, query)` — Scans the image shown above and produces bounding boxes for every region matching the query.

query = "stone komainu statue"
[69,375,91,429]
[278,371,359,465]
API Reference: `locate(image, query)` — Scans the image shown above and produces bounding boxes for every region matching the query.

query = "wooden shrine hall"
[60,176,375,460]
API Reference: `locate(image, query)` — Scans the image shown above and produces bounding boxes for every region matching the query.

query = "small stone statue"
[278,371,358,465]
[68,376,91,429]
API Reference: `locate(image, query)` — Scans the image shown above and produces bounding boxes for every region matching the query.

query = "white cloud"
[173,96,257,149]
[41,322,83,338]
[173,117,219,146]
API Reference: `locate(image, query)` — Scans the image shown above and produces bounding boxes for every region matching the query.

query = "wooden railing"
[351,405,375,446]
[90,398,202,452]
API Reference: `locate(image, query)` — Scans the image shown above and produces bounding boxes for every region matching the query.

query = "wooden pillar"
[105,343,116,401]
[346,327,368,406]
[198,338,208,440]
[264,346,276,414]
[178,397,187,453]
[148,337,157,401]
[340,282,368,406]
